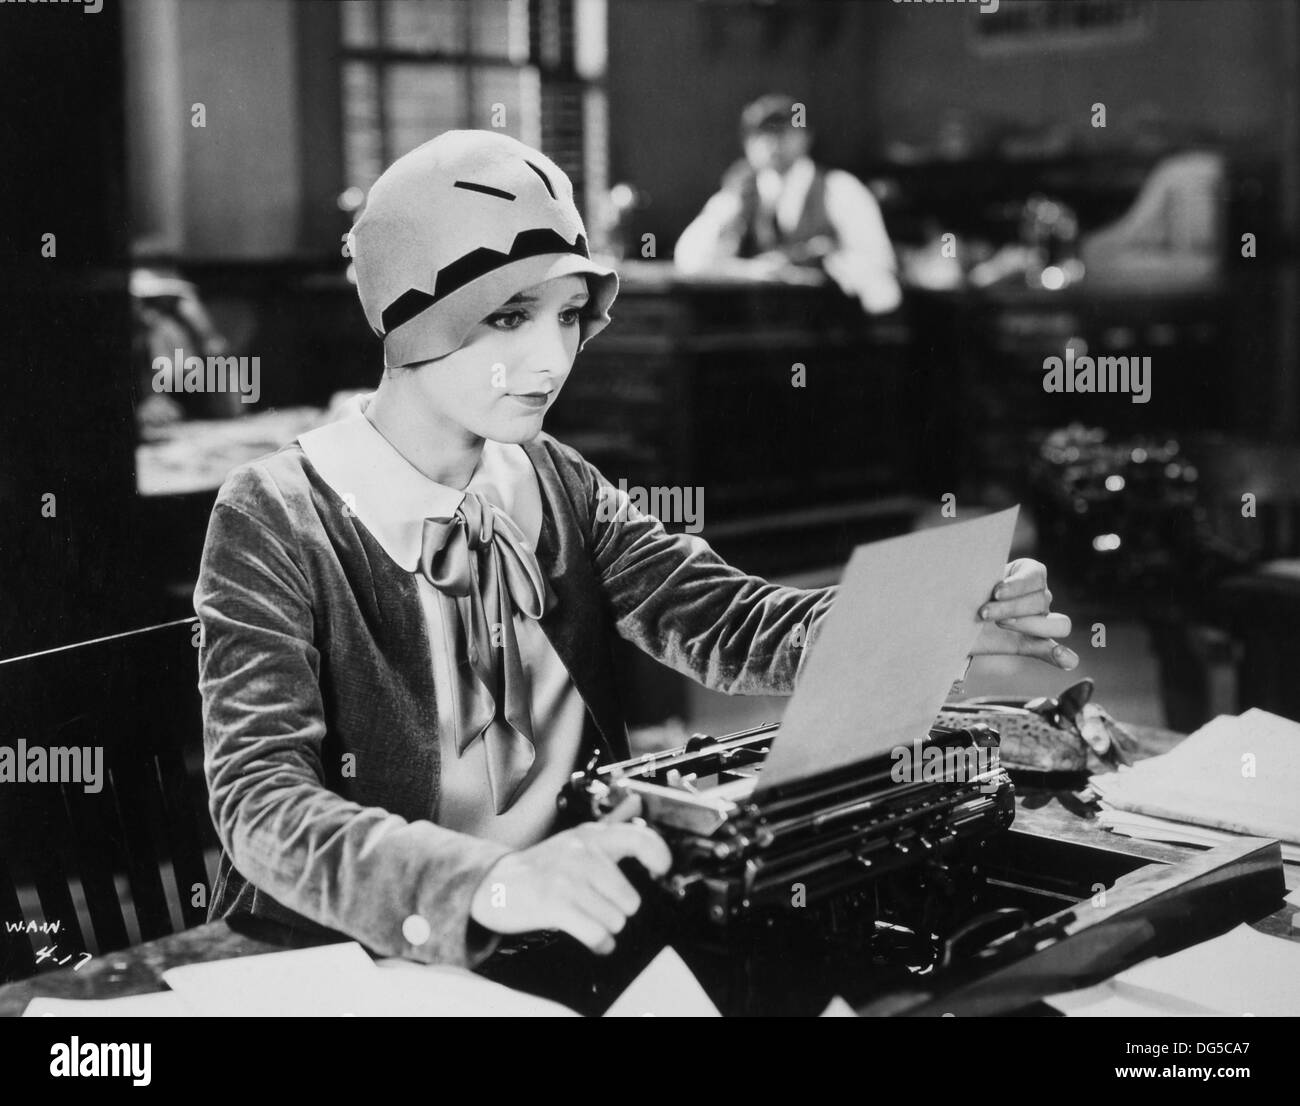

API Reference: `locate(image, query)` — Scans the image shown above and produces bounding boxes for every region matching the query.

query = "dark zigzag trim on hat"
[379,227,591,336]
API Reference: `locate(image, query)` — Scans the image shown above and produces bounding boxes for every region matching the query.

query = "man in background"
[674,93,902,315]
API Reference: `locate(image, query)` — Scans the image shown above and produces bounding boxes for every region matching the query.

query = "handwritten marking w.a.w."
[5,919,62,934]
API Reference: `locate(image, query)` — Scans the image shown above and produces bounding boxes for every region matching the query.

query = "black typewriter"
[559,719,1015,932]
[560,511,1032,956]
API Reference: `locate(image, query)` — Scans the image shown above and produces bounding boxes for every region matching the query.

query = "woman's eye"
[486,310,528,330]
[559,307,584,327]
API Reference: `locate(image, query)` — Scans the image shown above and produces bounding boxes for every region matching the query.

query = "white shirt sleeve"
[821,169,903,314]
[673,189,746,272]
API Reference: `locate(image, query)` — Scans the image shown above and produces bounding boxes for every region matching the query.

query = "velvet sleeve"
[194,462,510,967]
[547,440,838,695]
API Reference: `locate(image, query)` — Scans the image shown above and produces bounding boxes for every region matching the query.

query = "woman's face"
[402,273,591,446]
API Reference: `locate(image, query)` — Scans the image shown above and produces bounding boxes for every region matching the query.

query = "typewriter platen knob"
[685,732,719,753]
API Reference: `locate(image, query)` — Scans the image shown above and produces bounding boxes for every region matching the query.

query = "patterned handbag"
[935,678,1140,774]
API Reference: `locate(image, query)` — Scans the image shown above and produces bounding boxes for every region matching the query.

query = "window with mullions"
[968,0,1153,55]
[340,0,607,222]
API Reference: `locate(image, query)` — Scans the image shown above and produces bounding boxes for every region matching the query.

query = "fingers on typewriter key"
[587,862,643,918]
[561,852,646,954]
[558,904,620,956]
[601,793,643,824]
[573,881,632,937]
[591,823,673,878]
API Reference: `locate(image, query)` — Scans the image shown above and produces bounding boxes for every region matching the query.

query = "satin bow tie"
[418,491,551,814]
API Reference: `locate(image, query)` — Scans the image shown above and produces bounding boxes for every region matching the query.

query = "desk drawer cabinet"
[548,280,912,528]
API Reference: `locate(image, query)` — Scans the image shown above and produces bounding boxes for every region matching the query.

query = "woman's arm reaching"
[556,446,837,695]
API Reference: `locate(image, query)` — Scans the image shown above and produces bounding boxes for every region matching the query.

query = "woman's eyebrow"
[492,290,589,310]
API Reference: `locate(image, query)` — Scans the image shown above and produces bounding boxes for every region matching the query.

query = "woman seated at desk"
[193,130,1075,969]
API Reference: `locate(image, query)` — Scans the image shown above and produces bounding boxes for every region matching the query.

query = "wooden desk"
[2,725,1294,1017]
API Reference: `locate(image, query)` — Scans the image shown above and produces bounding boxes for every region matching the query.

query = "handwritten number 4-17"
[35,945,92,971]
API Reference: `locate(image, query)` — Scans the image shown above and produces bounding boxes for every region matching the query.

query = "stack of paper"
[1046,923,1300,1016]
[1091,708,1300,859]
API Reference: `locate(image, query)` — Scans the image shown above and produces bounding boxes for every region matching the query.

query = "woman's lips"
[509,393,550,410]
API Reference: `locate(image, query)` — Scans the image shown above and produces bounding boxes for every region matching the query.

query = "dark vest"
[734,161,838,261]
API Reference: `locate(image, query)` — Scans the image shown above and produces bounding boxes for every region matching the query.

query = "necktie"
[753,194,781,253]
[752,170,783,253]
[418,490,551,815]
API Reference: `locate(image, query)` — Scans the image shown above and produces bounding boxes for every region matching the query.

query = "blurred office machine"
[0,619,217,984]
[1021,430,1300,732]
[881,150,1272,504]
[1081,151,1226,290]
[1180,440,1300,729]
[132,269,241,427]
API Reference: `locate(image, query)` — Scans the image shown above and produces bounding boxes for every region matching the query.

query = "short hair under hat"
[350,130,618,369]
[740,93,801,137]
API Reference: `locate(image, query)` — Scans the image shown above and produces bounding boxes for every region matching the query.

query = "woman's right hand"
[468,800,672,954]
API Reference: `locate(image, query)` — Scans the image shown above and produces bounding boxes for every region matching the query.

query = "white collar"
[778,157,816,233]
[756,157,816,233]
[298,392,543,572]
[784,156,816,188]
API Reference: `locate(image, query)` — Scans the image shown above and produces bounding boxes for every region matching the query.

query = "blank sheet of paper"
[819,996,859,1017]
[759,507,1018,791]
[1115,924,1300,1017]
[603,948,721,1017]
[1047,924,1300,1017]
[1045,980,1226,1017]
[23,991,195,1017]
[161,942,381,1017]
[161,942,583,1017]
[368,960,579,1016]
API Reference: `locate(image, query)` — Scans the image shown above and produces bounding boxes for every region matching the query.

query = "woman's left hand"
[970,559,1078,670]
